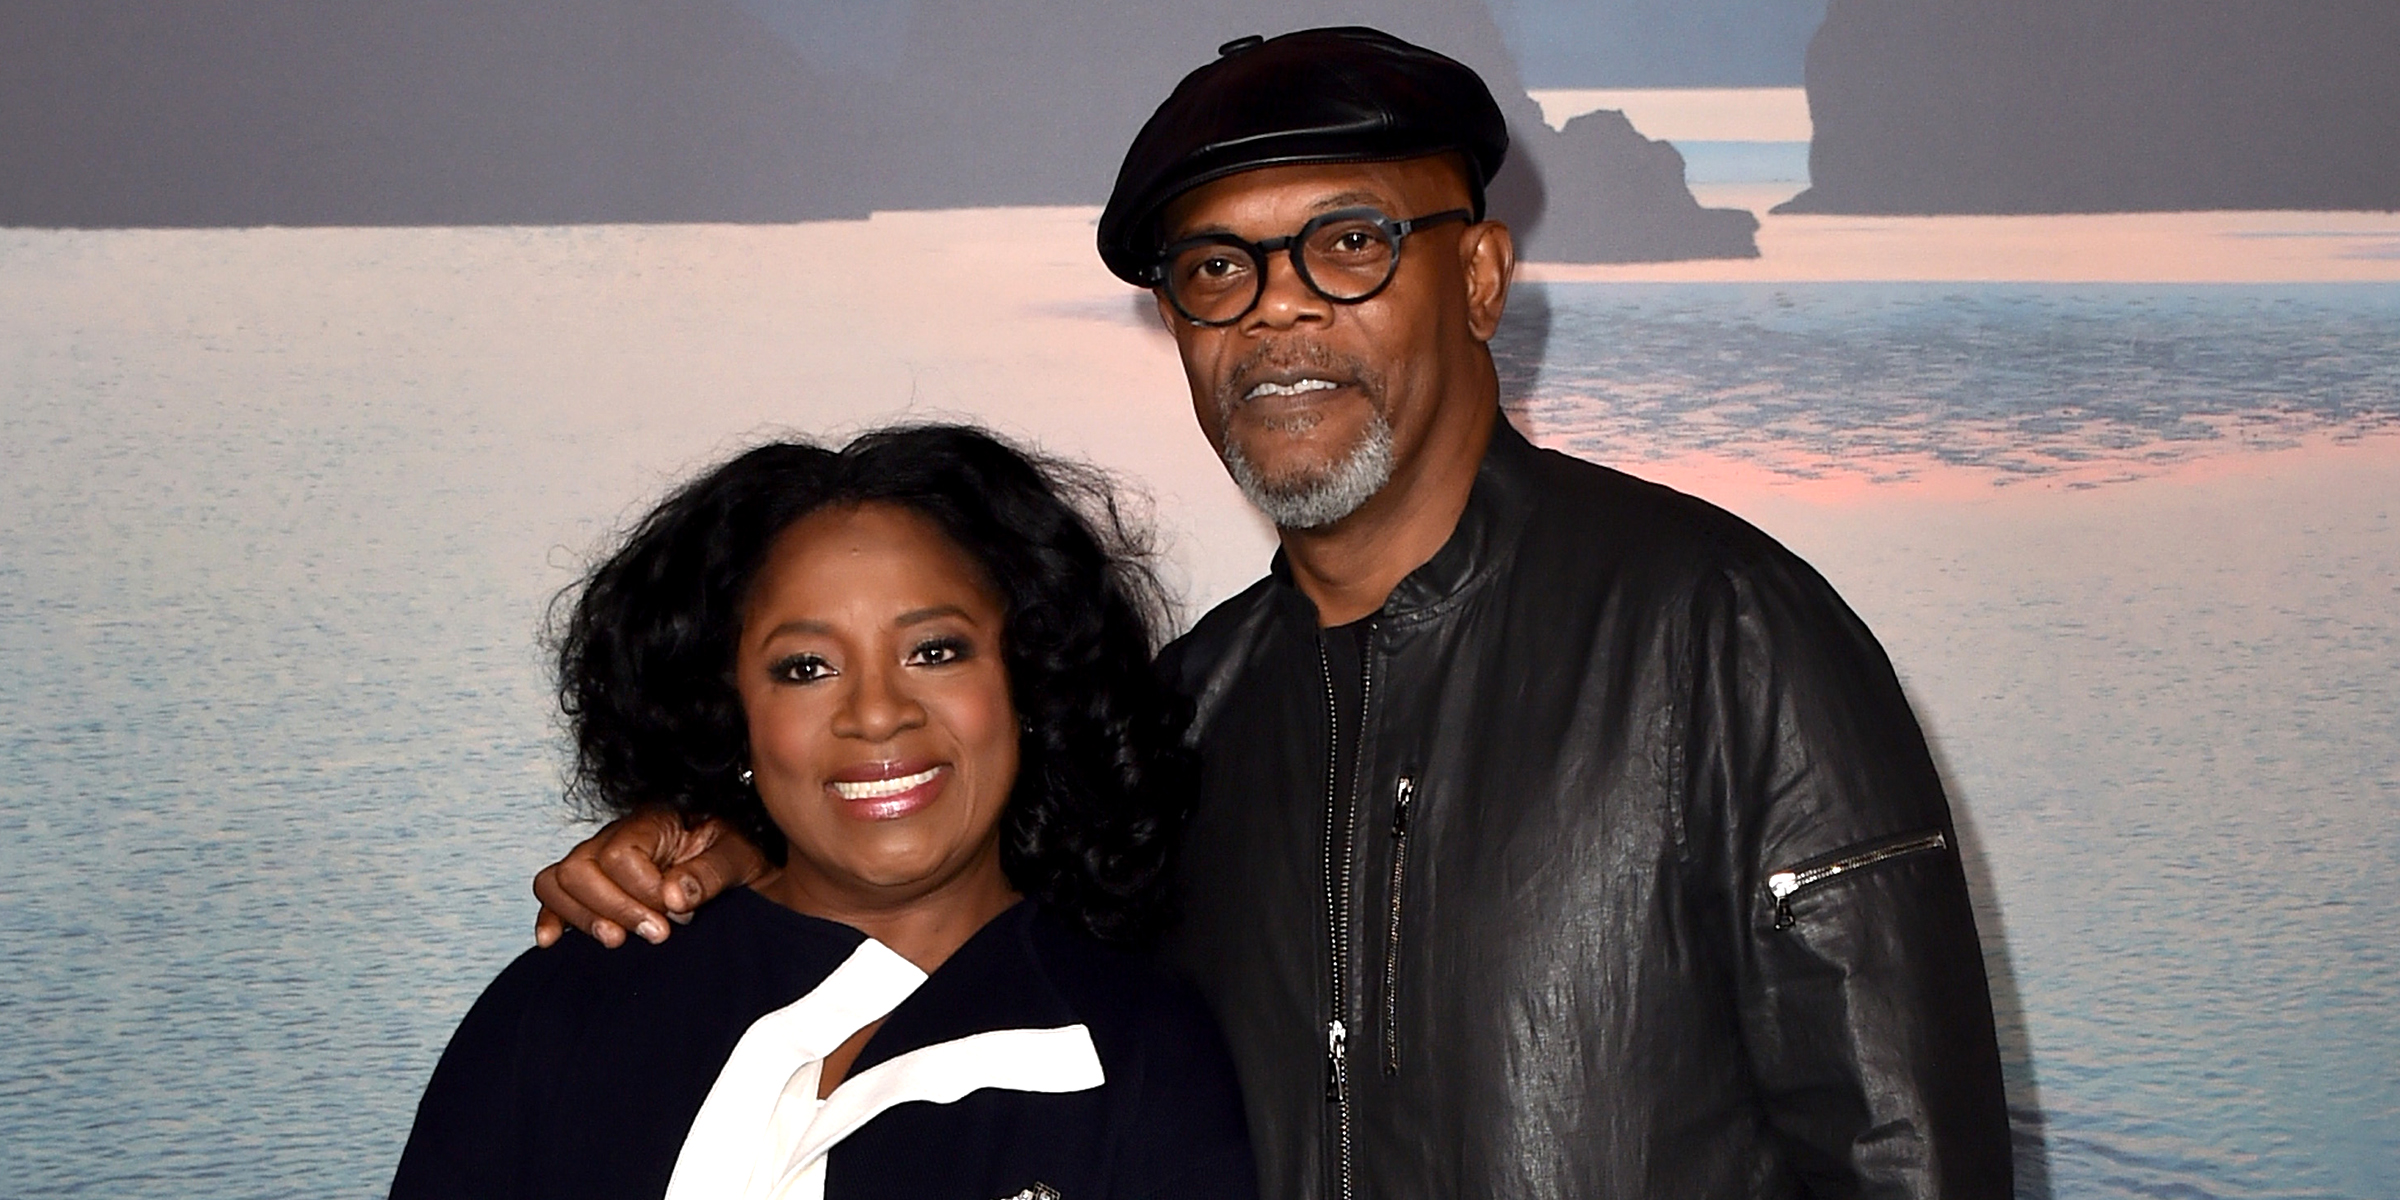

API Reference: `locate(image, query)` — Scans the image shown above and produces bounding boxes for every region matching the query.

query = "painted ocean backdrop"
[2,223,2394,1200]
[1499,282,2400,483]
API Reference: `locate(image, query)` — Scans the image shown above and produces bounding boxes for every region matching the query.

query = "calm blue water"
[1674,140,1812,184]
[1497,282,2400,483]
[3,277,2395,1198]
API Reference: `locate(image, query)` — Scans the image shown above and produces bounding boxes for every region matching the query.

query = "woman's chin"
[759,839,1005,914]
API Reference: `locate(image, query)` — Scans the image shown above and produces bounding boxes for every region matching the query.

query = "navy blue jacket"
[392,891,1255,1200]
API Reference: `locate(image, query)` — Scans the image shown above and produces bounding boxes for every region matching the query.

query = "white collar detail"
[661,935,1105,1200]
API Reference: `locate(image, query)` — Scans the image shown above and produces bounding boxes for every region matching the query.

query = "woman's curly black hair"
[551,425,1195,943]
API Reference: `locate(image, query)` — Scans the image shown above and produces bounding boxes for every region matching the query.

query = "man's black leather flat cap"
[1096,26,1509,286]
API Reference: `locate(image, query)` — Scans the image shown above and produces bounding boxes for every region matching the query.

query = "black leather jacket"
[1159,420,2012,1199]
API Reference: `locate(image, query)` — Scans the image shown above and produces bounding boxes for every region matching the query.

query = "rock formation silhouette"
[1779,0,2400,214]
[0,0,1756,261]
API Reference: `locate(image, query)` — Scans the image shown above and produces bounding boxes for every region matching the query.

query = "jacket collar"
[1266,412,1538,626]
[663,900,1103,1200]
[852,899,1080,1072]
[717,892,1082,1070]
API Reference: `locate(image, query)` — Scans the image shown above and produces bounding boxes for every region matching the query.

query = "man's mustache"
[1214,341,1378,418]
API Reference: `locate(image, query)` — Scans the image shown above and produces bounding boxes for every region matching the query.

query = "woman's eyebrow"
[896,604,976,628]
[758,618,833,642]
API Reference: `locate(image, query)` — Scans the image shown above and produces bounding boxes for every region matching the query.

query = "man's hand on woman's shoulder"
[531,807,765,948]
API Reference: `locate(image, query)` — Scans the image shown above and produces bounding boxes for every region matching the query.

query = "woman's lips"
[826,763,947,820]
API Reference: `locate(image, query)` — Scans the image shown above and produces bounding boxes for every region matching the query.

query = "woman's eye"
[770,654,834,684]
[907,636,971,667]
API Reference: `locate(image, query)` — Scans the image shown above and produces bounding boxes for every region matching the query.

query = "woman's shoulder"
[396,892,869,1197]
[471,887,867,1045]
[411,893,867,1122]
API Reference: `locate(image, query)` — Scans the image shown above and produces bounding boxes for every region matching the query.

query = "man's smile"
[1225,379,1365,438]
[1245,377,1340,401]
[1217,346,1377,426]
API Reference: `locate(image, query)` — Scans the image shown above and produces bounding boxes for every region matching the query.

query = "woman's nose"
[834,660,926,741]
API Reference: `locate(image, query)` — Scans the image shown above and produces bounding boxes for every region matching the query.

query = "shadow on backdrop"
[1490,279,1555,412]
[1913,687,2054,1200]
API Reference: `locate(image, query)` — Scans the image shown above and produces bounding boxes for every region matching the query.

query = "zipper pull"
[1391,776,1415,835]
[1325,1019,1349,1101]
[1768,870,1799,930]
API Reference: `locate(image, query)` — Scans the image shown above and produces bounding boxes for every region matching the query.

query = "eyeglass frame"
[1144,206,1476,327]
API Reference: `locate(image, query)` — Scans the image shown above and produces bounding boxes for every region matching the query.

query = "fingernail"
[637,919,665,943]
[668,910,692,926]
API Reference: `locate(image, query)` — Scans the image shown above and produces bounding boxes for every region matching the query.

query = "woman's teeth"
[1246,377,1339,400]
[830,766,941,800]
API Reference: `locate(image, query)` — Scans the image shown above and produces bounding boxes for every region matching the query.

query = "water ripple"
[1496,283,2400,486]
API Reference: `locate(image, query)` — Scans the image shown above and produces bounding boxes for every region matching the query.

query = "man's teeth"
[1246,377,1340,400]
[830,767,941,800]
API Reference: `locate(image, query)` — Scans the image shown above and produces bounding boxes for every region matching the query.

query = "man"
[532,27,2013,1197]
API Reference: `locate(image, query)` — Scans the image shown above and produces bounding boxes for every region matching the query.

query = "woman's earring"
[738,767,755,787]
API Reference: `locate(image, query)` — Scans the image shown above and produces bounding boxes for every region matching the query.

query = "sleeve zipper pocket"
[1767,830,1948,930]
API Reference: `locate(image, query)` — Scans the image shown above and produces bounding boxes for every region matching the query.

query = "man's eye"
[1316,227,1384,260]
[907,636,972,667]
[1179,249,1251,282]
[770,654,834,684]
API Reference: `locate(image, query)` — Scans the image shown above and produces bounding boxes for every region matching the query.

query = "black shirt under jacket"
[392,891,1256,1200]
[1158,418,2015,1199]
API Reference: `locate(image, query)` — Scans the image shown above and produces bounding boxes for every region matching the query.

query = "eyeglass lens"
[1165,212,1402,325]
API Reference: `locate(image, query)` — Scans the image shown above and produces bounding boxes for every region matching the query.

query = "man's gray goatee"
[1224,412,1395,530]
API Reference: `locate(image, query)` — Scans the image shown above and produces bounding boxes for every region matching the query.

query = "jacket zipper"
[1318,629,1369,1200]
[1381,775,1415,1076]
[1768,830,1948,929]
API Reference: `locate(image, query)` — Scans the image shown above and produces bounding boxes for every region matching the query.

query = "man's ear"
[1152,288,1179,332]
[1460,220,1515,344]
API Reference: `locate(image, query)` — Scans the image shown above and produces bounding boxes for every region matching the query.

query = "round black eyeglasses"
[1146,207,1474,327]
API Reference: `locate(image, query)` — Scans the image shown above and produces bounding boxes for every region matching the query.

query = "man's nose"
[834,660,927,742]
[1243,247,1331,330]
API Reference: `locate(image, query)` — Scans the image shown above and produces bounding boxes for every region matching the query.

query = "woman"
[391,426,1256,1200]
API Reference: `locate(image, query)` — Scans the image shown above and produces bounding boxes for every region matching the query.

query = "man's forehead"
[1160,156,1472,237]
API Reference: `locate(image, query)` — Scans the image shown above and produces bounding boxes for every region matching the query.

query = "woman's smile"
[825,761,950,819]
